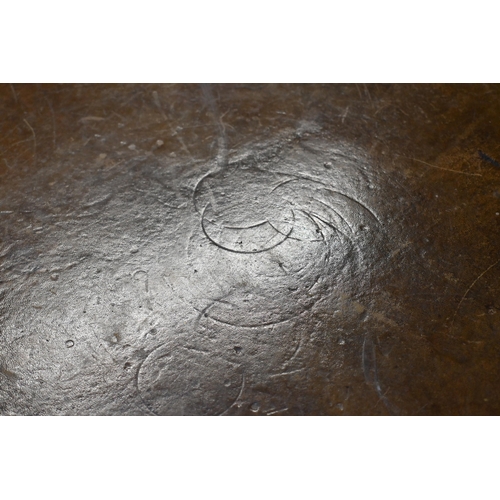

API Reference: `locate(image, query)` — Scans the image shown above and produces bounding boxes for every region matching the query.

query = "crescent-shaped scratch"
[201,204,293,254]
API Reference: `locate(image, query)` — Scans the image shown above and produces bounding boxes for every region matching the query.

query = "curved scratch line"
[218,374,245,416]
[204,308,295,329]
[260,225,291,248]
[201,204,293,254]
[258,211,297,246]
[321,188,381,223]
[270,178,297,193]
[271,174,381,223]
[269,172,327,186]
[282,333,304,369]
[313,197,355,234]
[191,291,237,331]
[223,220,269,230]
[267,219,306,242]
[306,273,323,292]
[297,209,326,242]
[136,345,165,416]
[193,171,215,214]
[137,341,245,416]
[449,258,500,335]
[207,314,292,329]
[194,295,236,323]
[309,211,348,240]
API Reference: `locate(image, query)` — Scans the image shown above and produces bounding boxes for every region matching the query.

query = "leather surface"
[1,84,499,415]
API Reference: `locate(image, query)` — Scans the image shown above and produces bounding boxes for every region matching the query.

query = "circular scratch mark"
[137,340,243,416]
[201,203,294,254]
[188,147,385,328]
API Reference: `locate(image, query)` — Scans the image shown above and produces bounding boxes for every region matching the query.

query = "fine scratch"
[79,116,105,123]
[23,119,37,166]
[282,333,304,369]
[10,84,18,103]
[267,407,289,415]
[363,84,374,108]
[219,374,245,416]
[270,368,305,378]
[341,106,349,124]
[152,90,193,159]
[449,258,500,335]
[362,333,399,415]
[200,84,228,171]
[44,97,57,147]
[355,83,363,100]
[152,90,168,121]
[407,157,482,177]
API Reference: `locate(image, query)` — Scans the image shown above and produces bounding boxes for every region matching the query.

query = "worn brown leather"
[1,84,499,415]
